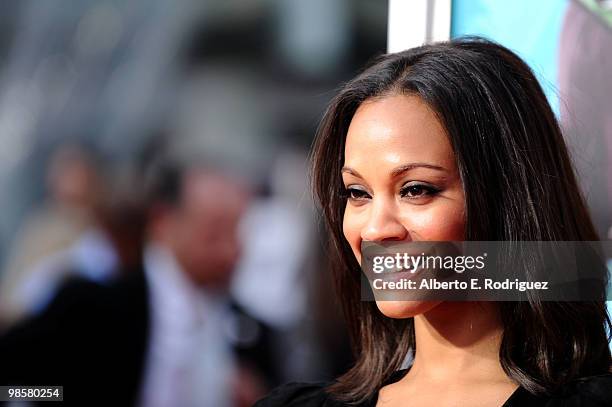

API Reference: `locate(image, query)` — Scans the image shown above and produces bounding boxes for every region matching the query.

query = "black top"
[253,369,612,406]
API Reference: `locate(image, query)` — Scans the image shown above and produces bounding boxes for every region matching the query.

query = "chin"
[375,300,442,319]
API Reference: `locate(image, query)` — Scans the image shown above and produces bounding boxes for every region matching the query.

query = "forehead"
[344,94,454,171]
[181,171,249,213]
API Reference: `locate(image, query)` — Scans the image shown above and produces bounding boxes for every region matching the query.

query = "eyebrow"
[341,163,447,179]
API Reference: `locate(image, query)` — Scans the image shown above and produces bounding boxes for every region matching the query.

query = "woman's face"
[342,94,465,318]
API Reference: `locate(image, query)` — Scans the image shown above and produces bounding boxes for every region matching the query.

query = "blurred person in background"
[0,142,102,325]
[138,157,271,407]
[0,163,146,328]
[0,154,274,407]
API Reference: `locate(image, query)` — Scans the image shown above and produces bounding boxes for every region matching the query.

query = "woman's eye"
[400,183,440,199]
[344,187,371,201]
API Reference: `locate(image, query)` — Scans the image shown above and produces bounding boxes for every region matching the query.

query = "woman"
[255,38,612,406]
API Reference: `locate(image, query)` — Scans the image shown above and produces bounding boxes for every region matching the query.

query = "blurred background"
[0,0,609,406]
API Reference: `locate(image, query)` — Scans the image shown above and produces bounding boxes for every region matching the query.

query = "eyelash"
[400,183,441,199]
[341,183,441,202]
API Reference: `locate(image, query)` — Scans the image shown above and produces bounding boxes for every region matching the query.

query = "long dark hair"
[311,37,612,405]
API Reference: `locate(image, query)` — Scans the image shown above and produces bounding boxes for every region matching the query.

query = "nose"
[361,198,409,242]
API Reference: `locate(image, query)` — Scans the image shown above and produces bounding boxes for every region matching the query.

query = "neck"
[408,302,507,383]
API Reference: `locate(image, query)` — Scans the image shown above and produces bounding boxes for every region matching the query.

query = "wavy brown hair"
[311,37,612,405]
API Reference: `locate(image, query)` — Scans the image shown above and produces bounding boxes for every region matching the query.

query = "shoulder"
[50,267,147,310]
[254,382,345,407]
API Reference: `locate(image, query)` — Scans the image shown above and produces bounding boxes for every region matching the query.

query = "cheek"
[399,201,465,241]
[342,206,363,263]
